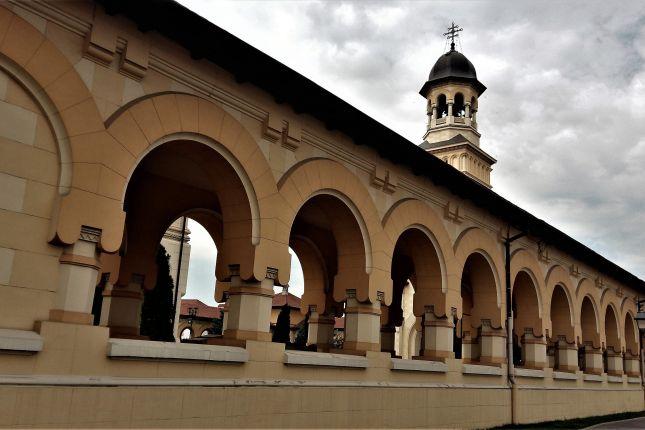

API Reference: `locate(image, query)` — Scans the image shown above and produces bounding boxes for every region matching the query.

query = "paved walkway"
[587,416,645,429]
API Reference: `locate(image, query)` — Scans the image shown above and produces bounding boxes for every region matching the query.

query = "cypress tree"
[140,245,176,341]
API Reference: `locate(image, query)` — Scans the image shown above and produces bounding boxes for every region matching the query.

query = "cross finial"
[443,21,463,51]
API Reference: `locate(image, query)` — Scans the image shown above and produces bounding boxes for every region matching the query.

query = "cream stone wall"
[0,1,642,428]
[0,65,62,330]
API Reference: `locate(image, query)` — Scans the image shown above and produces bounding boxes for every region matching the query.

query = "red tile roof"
[180,299,222,319]
[272,292,301,309]
[335,317,344,329]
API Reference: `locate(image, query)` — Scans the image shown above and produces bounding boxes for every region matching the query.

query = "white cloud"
[178,0,645,281]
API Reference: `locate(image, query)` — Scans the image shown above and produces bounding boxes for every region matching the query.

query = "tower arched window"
[454,93,465,118]
[470,97,477,118]
[436,94,448,119]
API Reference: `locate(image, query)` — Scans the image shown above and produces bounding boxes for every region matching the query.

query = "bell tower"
[419,23,495,188]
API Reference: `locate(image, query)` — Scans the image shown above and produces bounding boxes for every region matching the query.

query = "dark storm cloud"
[180,0,645,279]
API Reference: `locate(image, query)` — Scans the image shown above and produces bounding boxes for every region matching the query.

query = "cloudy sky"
[177,1,645,305]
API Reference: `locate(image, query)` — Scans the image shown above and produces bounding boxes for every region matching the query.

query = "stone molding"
[107,338,248,363]
[514,368,545,379]
[391,358,448,373]
[583,374,603,382]
[283,350,368,368]
[553,371,578,380]
[462,363,503,376]
[0,329,43,354]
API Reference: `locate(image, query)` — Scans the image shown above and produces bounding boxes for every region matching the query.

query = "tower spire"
[443,21,463,51]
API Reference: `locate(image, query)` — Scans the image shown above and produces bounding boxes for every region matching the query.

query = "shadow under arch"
[122,132,260,247]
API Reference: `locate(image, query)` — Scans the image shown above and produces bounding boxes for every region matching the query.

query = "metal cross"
[443,21,463,51]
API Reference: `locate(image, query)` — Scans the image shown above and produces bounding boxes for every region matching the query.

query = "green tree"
[210,314,223,336]
[272,304,291,344]
[294,313,309,349]
[140,245,175,341]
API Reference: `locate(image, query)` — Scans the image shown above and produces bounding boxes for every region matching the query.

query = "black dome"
[428,50,477,81]
[419,49,486,97]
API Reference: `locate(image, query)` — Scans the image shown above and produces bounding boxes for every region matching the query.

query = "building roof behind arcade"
[98,0,645,292]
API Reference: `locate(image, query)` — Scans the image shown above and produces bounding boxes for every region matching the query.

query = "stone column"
[472,109,478,128]
[307,306,335,352]
[556,338,579,372]
[420,306,454,362]
[624,351,640,377]
[521,330,547,369]
[102,274,145,339]
[479,319,506,366]
[606,347,624,375]
[431,105,437,128]
[462,331,479,363]
[583,344,603,375]
[447,101,454,124]
[343,290,381,354]
[222,266,274,345]
[50,226,102,325]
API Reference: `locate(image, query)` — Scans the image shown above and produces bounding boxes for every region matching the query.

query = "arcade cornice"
[96,0,645,292]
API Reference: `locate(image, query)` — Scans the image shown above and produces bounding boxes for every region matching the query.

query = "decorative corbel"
[595,276,605,290]
[83,14,117,65]
[537,242,550,263]
[119,37,149,80]
[570,264,581,278]
[370,165,397,194]
[444,201,464,224]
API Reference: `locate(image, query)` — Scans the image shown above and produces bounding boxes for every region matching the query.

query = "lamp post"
[635,299,645,386]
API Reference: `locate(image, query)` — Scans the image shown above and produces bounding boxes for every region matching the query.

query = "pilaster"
[479,319,506,366]
[521,331,547,369]
[343,290,381,354]
[419,306,454,362]
[308,307,335,352]
[49,226,102,325]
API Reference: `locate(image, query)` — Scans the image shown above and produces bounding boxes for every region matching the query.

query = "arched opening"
[624,313,639,356]
[624,313,640,376]
[172,217,223,342]
[101,139,253,340]
[270,248,306,346]
[180,327,192,341]
[579,297,600,372]
[604,306,620,352]
[454,93,465,117]
[512,271,542,367]
[470,96,477,118]
[548,285,575,370]
[436,94,448,119]
[389,227,443,358]
[460,252,499,363]
[288,193,367,351]
[603,305,622,375]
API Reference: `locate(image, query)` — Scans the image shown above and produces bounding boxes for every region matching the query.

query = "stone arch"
[453,227,504,319]
[510,248,546,316]
[117,138,257,293]
[602,300,621,351]
[511,269,545,337]
[579,295,601,348]
[382,199,456,316]
[277,158,386,304]
[623,311,639,355]
[62,92,283,284]
[0,52,72,196]
[0,8,115,248]
[545,265,576,328]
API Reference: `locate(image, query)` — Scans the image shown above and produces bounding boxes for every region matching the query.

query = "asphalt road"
[589,416,645,429]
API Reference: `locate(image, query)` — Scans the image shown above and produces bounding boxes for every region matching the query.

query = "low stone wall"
[0,322,642,428]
